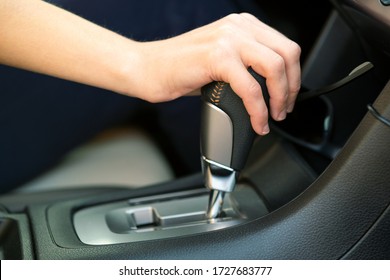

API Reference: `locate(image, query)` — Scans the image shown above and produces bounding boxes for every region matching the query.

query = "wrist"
[111,39,144,97]
[117,40,176,103]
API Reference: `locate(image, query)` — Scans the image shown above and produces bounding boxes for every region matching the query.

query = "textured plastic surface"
[201,68,268,170]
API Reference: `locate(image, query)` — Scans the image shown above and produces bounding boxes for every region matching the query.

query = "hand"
[133,13,301,135]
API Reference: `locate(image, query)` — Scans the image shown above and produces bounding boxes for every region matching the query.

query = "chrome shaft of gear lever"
[206,190,226,219]
[202,156,237,219]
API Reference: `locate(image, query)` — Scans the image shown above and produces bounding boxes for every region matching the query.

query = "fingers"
[241,42,289,121]
[210,13,301,135]
[240,13,301,112]
[228,63,270,135]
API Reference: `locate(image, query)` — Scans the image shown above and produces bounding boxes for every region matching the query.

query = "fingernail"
[287,103,295,113]
[262,123,270,135]
[277,110,287,121]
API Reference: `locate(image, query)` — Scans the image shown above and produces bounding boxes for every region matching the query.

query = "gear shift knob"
[200,68,268,218]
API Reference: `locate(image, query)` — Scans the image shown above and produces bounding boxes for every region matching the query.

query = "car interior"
[1,0,390,259]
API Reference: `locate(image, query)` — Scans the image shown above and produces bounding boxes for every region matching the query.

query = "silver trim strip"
[201,102,233,167]
[206,190,226,219]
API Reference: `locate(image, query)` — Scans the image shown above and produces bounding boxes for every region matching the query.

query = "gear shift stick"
[200,68,268,219]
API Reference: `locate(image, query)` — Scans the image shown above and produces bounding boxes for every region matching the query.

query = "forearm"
[0,1,301,135]
[0,0,139,95]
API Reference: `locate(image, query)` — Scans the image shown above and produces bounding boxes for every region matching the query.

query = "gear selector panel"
[73,185,267,245]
